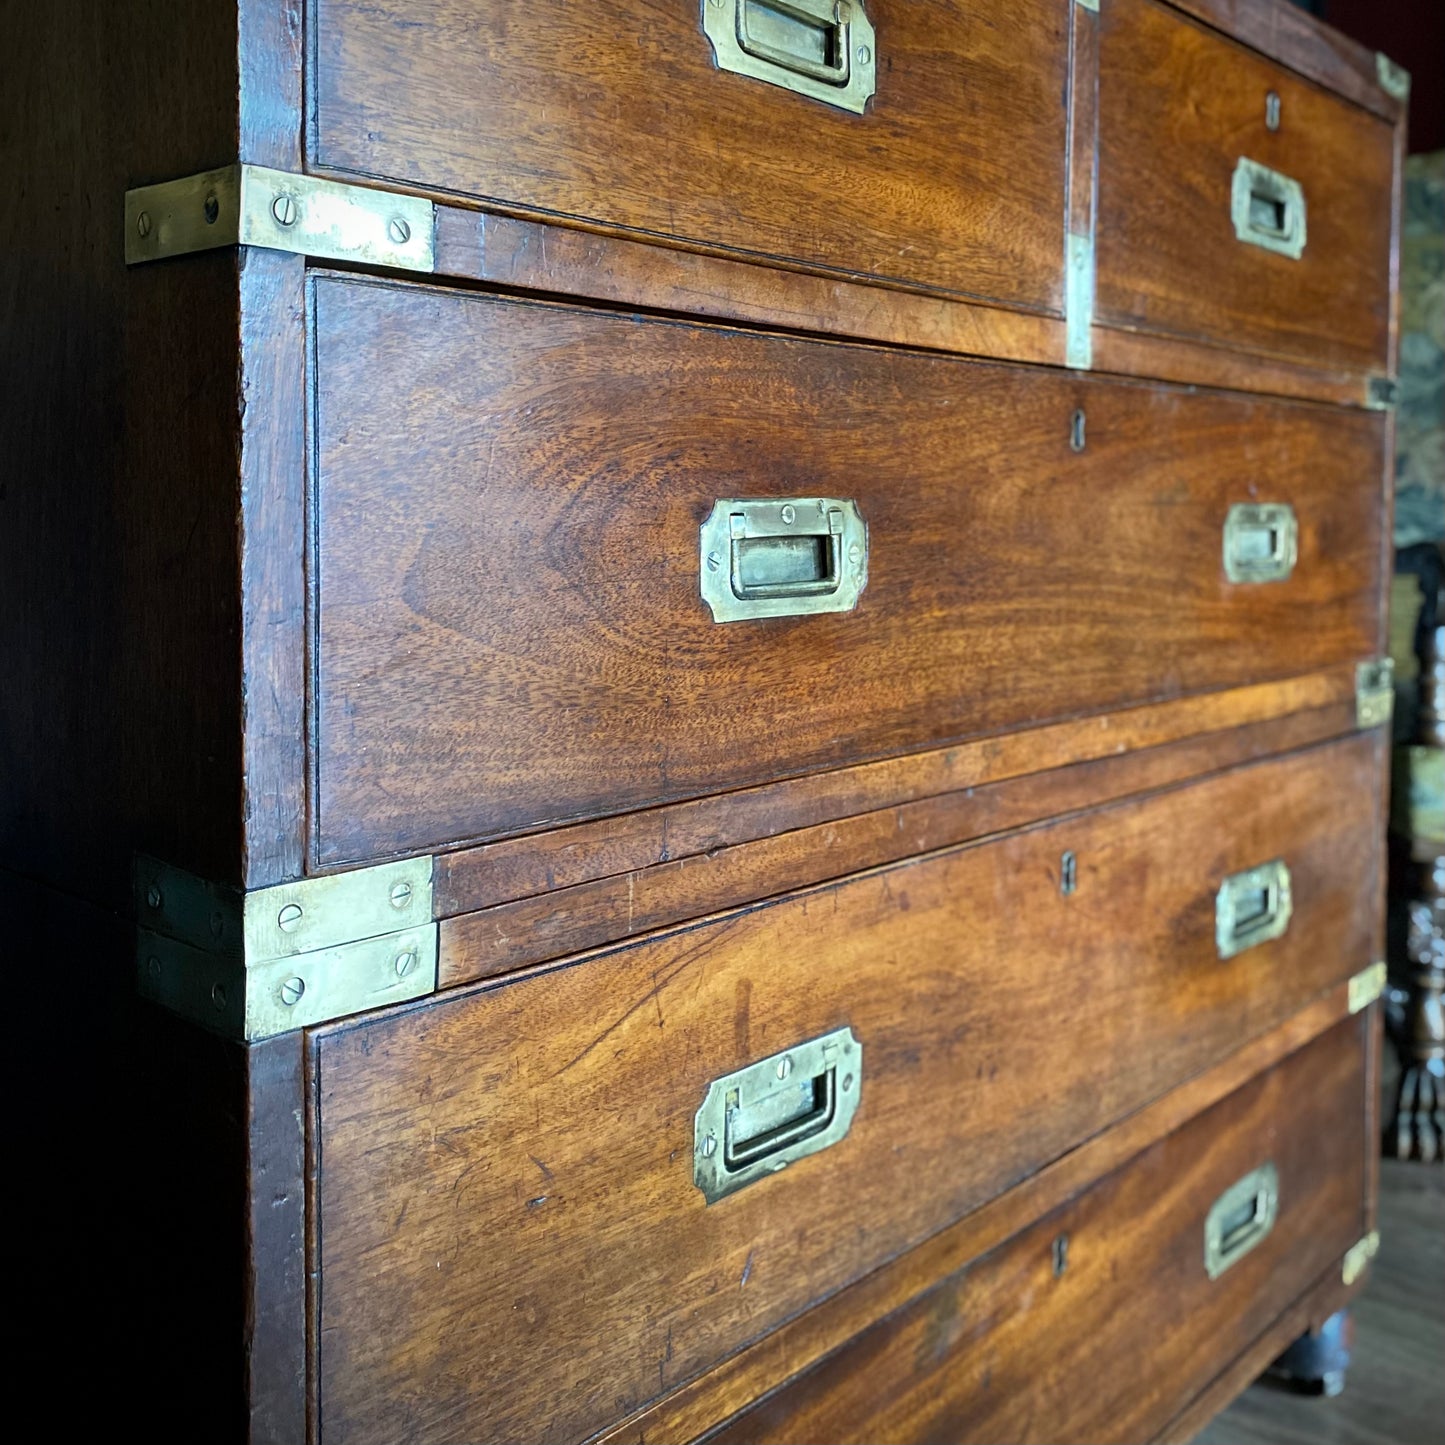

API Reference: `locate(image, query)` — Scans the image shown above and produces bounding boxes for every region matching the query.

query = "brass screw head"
[272,193,298,227]
[701,1133,718,1158]
[280,977,306,1007]
[136,211,153,239]
[389,881,413,910]
[776,1055,793,1080]
[394,948,419,979]
[387,216,412,245]
[145,883,163,909]
[277,902,304,934]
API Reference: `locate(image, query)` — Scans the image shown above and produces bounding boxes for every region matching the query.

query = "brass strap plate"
[125,164,436,272]
[1342,1230,1380,1286]
[1204,1162,1279,1280]
[1356,657,1395,730]
[1376,53,1411,102]
[1231,157,1307,261]
[694,1026,862,1203]
[703,0,877,114]
[1066,231,1094,371]
[1348,960,1388,1015]
[1216,859,1293,960]
[134,854,437,1038]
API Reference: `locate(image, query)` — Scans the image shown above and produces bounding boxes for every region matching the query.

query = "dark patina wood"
[703,1017,1368,1445]
[1097,0,1394,374]
[311,734,1379,1445]
[309,0,1070,313]
[311,275,1384,866]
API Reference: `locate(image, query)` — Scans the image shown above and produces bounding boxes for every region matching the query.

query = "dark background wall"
[1295,0,1444,152]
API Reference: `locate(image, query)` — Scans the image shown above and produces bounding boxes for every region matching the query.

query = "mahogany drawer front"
[311,274,1384,866]
[704,1014,1370,1445]
[1097,0,1393,375]
[311,734,1380,1445]
[309,0,1068,315]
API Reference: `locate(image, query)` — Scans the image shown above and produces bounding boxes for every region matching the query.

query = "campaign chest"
[1,1,1406,1441]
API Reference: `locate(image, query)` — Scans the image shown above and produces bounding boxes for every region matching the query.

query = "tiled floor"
[1194,1160,1445,1445]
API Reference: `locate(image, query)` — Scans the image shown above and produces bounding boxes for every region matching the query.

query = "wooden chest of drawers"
[2,1,1405,1441]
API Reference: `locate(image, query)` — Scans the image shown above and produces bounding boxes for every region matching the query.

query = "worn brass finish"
[1204,1162,1279,1280]
[125,165,436,271]
[703,0,877,115]
[137,925,438,1042]
[1216,859,1293,960]
[1231,158,1307,261]
[1066,231,1095,370]
[1347,960,1388,1015]
[700,497,868,622]
[1376,53,1411,102]
[1355,657,1395,730]
[693,1026,862,1203]
[1222,503,1298,584]
[1341,1230,1380,1286]
[1366,375,1399,410]
[133,854,437,1037]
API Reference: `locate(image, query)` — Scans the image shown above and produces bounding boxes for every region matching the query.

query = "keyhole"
[1061,851,1078,897]
[1265,92,1281,131]
[1053,1233,1070,1277]
[1070,409,1086,453]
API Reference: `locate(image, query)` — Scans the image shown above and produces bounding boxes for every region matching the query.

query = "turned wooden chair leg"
[1267,1310,1355,1397]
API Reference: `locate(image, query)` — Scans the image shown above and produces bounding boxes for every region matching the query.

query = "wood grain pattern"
[311,275,1385,866]
[1097,0,1394,375]
[434,667,1357,915]
[313,735,1379,1445]
[594,985,1366,1445]
[310,0,1069,313]
[1165,0,1404,124]
[702,1018,1366,1445]
[437,695,1360,986]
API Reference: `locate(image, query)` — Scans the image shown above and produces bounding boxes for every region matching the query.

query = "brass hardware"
[1366,376,1399,410]
[1204,1162,1279,1279]
[1265,92,1282,131]
[125,165,436,272]
[1075,0,1099,11]
[1216,860,1293,960]
[1052,1233,1070,1277]
[1222,503,1298,584]
[1376,53,1411,102]
[1231,158,1306,261]
[1066,231,1094,370]
[1348,960,1388,1015]
[133,855,437,1038]
[1060,850,1078,896]
[1356,657,1395,730]
[703,0,876,115]
[693,1026,861,1203]
[138,925,438,1042]
[1342,1230,1380,1286]
[1070,410,1087,453]
[700,498,867,623]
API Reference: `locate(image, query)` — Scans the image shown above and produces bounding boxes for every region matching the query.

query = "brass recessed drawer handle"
[1223,503,1298,583]
[1204,1162,1279,1279]
[693,1026,862,1204]
[1216,859,1293,959]
[1232,157,1307,260]
[703,0,877,115]
[700,498,868,622]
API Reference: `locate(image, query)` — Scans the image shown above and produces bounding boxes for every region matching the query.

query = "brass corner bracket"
[135,854,438,1040]
[1347,961,1387,1015]
[125,164,436,273]
[1355,658,1394,731]
[1341,1231,1380,1287]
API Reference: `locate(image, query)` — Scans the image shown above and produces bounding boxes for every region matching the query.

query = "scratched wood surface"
[1096,0,1394,374]
[310,275,1385,867]
[309,0,1069,314]
[312,734,1380,1445]
[704,1017,1366,1445]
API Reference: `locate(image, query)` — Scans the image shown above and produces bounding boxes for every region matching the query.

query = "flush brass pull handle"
[1216,860,1293,960]
[700,497,868,622]
[703,0,877,115]
[693,1026,862,1204]
[1223,503,1298,583]
[1205,1162,1279,1279]
[1232,157,1307,260]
